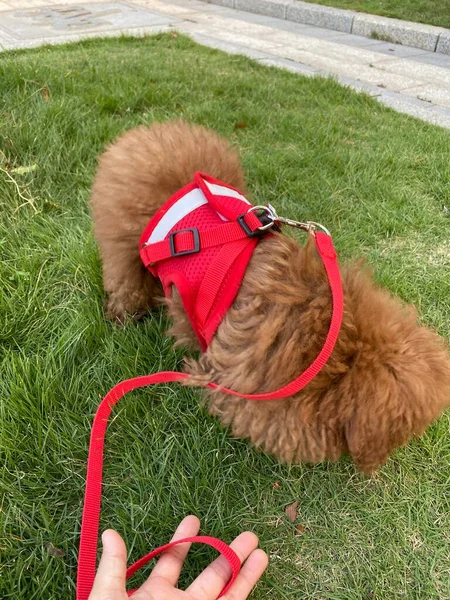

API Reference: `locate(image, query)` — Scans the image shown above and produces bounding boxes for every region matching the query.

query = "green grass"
[1,33,450,600]
[302,0,450,29]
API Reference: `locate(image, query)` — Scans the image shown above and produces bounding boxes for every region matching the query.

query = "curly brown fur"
[91,120,450,473]
[91,120,247,322]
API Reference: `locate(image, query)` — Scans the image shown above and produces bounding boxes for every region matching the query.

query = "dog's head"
[334,264,450,473]
[185,232,450,473]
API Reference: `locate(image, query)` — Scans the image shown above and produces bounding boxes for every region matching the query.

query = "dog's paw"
[105,298,127,325]
[104,296,147,325]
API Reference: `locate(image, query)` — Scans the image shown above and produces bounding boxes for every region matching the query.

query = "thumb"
[89,530,127,599]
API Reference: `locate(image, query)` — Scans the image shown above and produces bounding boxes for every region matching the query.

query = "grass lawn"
[1,33,450,600]
[302,0,450,29]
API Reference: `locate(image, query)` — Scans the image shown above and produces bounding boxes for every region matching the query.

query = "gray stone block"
[287,1,354,33]
[235,0,291,19]
[437,31,450,55]
[352,14,443,52]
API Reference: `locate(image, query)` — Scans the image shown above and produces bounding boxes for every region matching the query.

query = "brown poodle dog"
[91,120,450,474]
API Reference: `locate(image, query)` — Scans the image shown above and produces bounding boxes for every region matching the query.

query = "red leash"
[77,231,343,600]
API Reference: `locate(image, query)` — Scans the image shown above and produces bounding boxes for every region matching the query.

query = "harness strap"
[139,212,263,267]
[195,239,256,339]
[77,231,343,600]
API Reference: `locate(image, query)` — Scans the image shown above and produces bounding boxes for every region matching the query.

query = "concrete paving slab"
[323,33,382,48]
[0,23,173,49]
[360,41,430,59]
[401,85,450,109]
[421,102,450,119]
[378,89,450,127]
[256,55,319,75]
[287,24,349,39]
[132,0,228,15]
[334,76,384,97]
[165,0,231,11]
[411,52,450,68]
[128,0,195,15]
[176,27,280,59]
[0,26,16,46]
[277,46,425,90]
[177,21,283,53]
[375,57,450,87]
[0,2,176,39]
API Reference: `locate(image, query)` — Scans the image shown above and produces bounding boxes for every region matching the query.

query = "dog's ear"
[344,327,450,474]
[344,372,414,474]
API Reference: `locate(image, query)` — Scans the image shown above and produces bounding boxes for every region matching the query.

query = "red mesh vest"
[139,172,268,350]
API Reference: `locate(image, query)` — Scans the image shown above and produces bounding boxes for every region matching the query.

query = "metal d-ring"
[246,205,278,231]
[247,204,331,236]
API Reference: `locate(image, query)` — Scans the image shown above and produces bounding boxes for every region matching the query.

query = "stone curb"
[202,0,450,54]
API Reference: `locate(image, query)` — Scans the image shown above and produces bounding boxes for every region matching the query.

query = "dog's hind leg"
[99,234,161,322]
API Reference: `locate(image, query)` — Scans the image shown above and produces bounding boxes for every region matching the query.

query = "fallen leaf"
[295,523,305,536]
[47,543,65,558]
[10,164,38,175]
[285,500,299,523]
[171,32,178,39]
[42,87,50,102]
[235,121,247,129]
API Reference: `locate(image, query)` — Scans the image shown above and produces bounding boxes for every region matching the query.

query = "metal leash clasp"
[247,204,331,236]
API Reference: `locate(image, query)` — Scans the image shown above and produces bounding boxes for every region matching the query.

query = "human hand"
[88,515,268,600]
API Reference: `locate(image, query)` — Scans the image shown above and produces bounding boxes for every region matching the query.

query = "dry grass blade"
[0,166,38,214]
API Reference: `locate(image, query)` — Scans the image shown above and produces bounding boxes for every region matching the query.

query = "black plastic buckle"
[237,214,261,238]
[169,228,200,257]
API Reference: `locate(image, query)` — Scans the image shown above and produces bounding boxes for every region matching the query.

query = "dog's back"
[91,120,246,321]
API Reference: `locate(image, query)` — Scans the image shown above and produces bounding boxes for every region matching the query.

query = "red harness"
[77,174,344,600]
[139,172,267,350]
